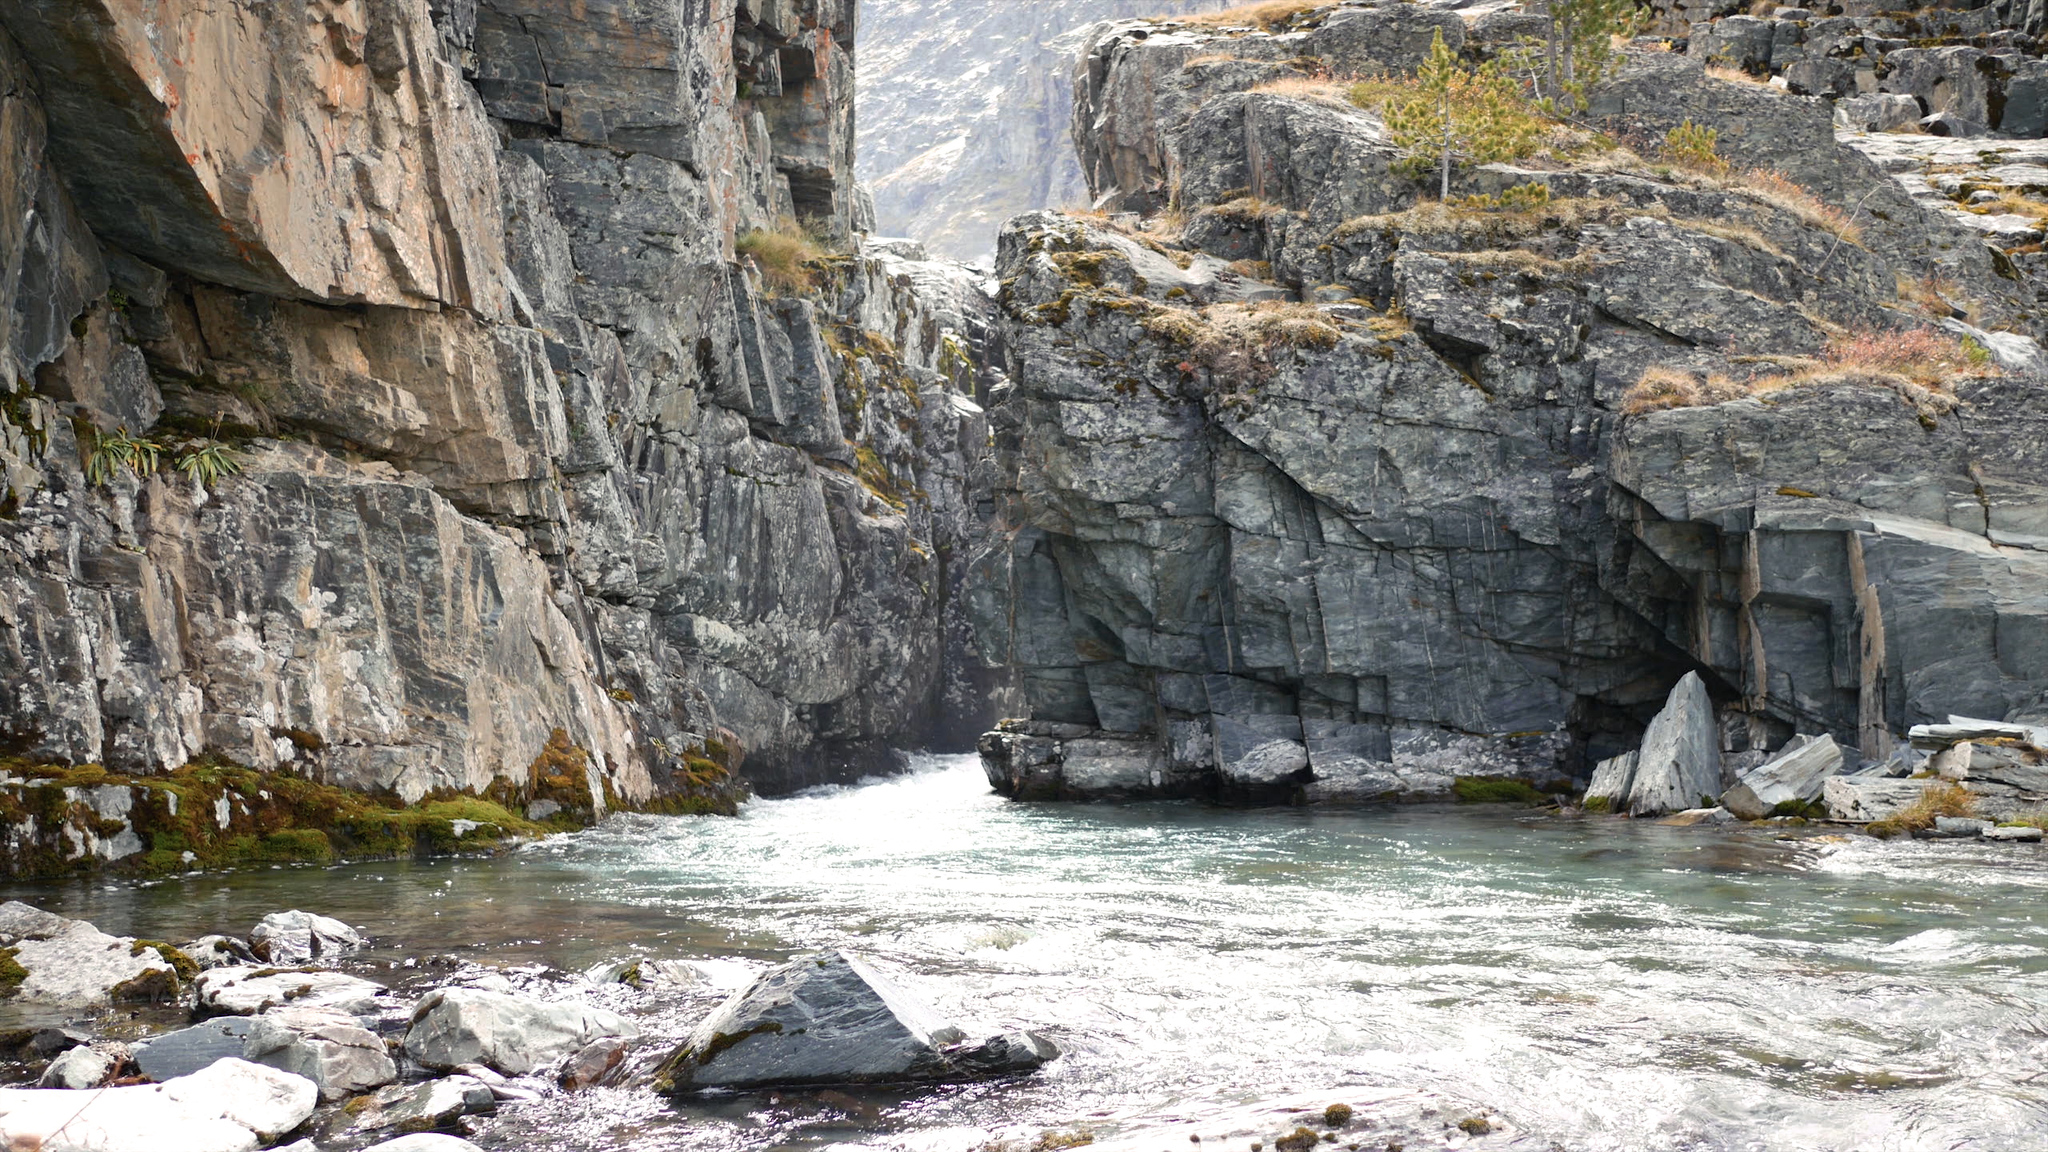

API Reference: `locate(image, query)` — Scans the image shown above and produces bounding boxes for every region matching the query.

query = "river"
[7,754,2047,1151]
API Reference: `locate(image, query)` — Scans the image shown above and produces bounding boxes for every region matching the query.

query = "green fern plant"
[174,440,241,488]
[85,428,162,485]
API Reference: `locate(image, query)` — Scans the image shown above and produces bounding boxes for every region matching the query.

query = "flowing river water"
[7,754,2048,1151]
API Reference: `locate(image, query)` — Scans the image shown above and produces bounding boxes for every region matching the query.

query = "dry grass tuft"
[736,220,824,292]
[1704,63,1770,85]
[1143,299,1348,391]
[1250,75,1356,106]
[1733,169,1864,245]
[1966,191,2048,221]
[1623,327,1995,420]
[1867,782,1979,837]
[1175,0,1325,31]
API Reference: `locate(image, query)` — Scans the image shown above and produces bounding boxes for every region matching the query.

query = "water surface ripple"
[11,755,2048,1151]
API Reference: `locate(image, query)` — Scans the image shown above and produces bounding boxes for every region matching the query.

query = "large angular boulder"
[0,901,178,1007]
[402,988,639,1075]
[0,1057,316,1152]
[194,966,387,1017]
[134,1017,255,1081]
[1626,673,1723,817]
[249,910,366,965]
[245,1005,398,1101]
[658,949,1055,1092]
[1823,776,1932,822]
[1720,734,1843,820]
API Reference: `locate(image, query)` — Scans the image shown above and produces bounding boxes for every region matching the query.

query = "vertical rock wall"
[0,0,1000,812]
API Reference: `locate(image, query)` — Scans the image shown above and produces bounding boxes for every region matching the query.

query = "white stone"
[244,1005,398,1101]
[1720,734,1843,820]
[194,965,387,1016]
[1987,824,2045,842]
[1823,776,1932,822]
[249,910,366,964]
[0,901,177,1007]
[1584,750,1636,810]
[0,1058,316,1152]
[39,1044,118,1089]
[403,987,640,1074]
[362,1136,487,1152]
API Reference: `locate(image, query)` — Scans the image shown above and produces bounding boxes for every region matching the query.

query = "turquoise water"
[9,754,2048,1151]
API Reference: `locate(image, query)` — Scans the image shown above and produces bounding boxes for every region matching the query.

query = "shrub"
[1662,119,1727,174]
[736,220,824,292]
[1821,327,1986,385]
[84,426,162,485]
[174,440,240,488]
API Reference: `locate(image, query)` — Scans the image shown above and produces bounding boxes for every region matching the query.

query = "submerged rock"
[1720,734,1843,820]
[403,987,639,1075]
[250,910,366,964]
[0,1057,316,1152]
[0,901,178,1007]
[348,1075,497,1136]
[659,948,1054,1091]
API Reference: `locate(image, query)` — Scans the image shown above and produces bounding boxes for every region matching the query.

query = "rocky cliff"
[0,0,1001,850]
[858,0,1232,261]
[969,1,2048,803]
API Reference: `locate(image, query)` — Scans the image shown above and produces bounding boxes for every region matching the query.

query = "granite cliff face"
[969,2,2048,803]
[0,0,1000,831]
[858,0,1231,261]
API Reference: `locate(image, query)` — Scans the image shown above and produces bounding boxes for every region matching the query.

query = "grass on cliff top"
[737,219,826,293]
[1622,327,1994,420]
[1173,0,1328,31]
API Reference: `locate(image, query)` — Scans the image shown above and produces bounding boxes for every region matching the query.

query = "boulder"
[348,1076,497,1135]
[244,1005,398,1101]
[0,1058,316,1152]
[1626,674,1723,817]
[1823,776,1932,822]
[403,987,639,1075]
[1583,751,1637,811]
[1931,816,1992,838]
[1909,719,2037,749]
[249,911,366,964]
[362,1136,487,1152]
[39,1043,122,1089]
[658,949,1055,1091]
[1656,806,1738,826]
[1720,734,1843,820]
[0,901,178,1007]
[363,1138,488,1152]
[134,1017,255,1081]
[559,1036,631,1089]
[194,966,387,1016]
[1988,824,2046,842]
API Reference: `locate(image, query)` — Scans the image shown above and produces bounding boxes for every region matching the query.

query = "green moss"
[1452,777,1545,804]
[132,940,200,983]
[108,967,178,1004]
[1582,795,1613,814]
[1323,1103,1353,1128]
[0,947,25,998]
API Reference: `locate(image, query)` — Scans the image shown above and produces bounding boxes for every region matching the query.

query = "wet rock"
[1657,806,1738,827]
[1626,675,1723,818]
[950,1031,1061,1075]
[134,1016,254,1081]
[1932,816,1993,838]
[1910,719,2039,749]
[195,966,388,1017]
[348,1075,497,1135]
[559,1036,631,1089]
[0,1057,316,1151]
[1584,752,1638,812]
[245,1005,398,1101]
[403,987,639,1075]
[185,935,258,971]
[659,948,1054,1091]
[1721,734,1843,820]
[0,901,178,1007]
[39,1042,122,1089]
[250,910,366,965]
[1987,824,2045,842]
[1823,776,1931,822]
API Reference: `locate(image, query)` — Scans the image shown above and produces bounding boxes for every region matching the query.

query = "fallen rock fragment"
[1720,734,1842,820]
[658,948,1055,1091]
[347,1075,497,1136]
[245,1005,398,1101]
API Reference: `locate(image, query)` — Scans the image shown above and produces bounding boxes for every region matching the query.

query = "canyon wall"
[969,3,2048,802]
[0,0,1000,819]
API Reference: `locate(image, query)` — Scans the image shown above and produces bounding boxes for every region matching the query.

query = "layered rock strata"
[970,2,2048,804]
[0,0,1001,845]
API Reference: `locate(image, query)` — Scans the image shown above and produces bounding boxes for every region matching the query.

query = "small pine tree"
[1384,31,1546,200]
[1526,0,1642,112]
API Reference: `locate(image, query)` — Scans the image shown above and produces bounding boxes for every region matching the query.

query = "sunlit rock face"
[857,0,1230,262]
[0,0,1003,823]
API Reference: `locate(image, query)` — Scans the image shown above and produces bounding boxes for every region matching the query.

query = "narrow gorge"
[0,0,2046,1149]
